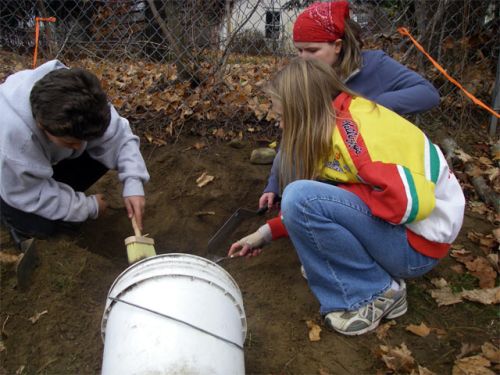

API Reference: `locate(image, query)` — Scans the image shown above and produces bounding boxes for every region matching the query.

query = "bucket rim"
[108,253,242,298]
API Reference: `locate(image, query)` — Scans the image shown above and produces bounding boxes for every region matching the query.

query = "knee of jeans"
[282,180,317,226]
[282,180,311,210]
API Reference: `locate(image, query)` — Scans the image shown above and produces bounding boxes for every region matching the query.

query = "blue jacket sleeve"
[373,52,440,115]
[263,149,280,195]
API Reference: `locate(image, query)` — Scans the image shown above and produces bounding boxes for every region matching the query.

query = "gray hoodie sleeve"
[0,151,99,222]
[86,106,150,197]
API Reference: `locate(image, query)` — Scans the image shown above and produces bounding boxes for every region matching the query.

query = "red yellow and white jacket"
[267,93,465,259]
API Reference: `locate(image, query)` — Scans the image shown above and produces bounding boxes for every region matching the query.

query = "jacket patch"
[325,160,344,173]
[342,120,362,155]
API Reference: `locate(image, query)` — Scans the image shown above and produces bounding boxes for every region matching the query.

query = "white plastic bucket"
[101,253,247,375]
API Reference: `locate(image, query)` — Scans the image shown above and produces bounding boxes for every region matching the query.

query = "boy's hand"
[259,192,277,210]
[95,194,108,217]
[124,195,145,230]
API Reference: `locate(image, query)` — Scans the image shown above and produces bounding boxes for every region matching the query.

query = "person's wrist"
[257,224,272,245]
[238,224,272,249]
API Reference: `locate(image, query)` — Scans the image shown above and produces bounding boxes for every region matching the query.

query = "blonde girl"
[229,59,464,336]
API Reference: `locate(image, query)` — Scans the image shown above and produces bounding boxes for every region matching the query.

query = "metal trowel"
[206,206,268,263]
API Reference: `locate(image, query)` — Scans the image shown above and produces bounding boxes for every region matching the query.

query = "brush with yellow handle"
[125,216,156,264]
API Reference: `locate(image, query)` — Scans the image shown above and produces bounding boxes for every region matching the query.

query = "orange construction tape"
[33,17,56,68]
[398,27,499,119]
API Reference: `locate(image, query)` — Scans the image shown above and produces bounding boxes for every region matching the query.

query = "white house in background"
[220,0,304,52]
[219,1,384,53]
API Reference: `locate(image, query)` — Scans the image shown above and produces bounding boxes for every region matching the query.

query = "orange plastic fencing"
[33,17,56,68]
[398,27,499,119]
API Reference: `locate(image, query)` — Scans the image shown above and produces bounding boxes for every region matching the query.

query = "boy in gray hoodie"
[0,60,150,248]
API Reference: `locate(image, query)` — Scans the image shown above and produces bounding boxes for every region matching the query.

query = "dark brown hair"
[30,67,111,139]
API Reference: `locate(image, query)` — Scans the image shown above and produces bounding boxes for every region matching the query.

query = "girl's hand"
[228,241,263,258]
[259,192,277,210]
[227,224,272,258]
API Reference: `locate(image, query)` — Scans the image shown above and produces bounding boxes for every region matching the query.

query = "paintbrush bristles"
[125,218,156,264]
[126,242,156,264]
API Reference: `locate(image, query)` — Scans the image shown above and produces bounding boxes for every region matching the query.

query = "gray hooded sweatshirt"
[0,60,150,222]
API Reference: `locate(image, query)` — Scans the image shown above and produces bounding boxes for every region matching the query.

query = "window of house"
[265,10,281,39]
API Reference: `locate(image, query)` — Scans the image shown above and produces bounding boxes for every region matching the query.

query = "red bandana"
[293,1,350,43]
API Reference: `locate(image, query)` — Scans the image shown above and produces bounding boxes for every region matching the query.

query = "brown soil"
[0,135,498,375]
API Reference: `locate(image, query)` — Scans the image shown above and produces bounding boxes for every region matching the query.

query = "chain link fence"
[1,0,498,141]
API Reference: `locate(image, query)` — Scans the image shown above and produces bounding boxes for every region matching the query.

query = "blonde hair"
[267,58,356,189]
[337,19,363,80]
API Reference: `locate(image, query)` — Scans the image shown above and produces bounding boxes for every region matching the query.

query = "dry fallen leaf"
[305,320,322,342]
[478,156,493,166]
[431,278,449,288]
[432,327,448,339]
[465,257,497,289]
[406,322,431,337]
[493,228,500,242]
[450,249,474,264]
[452,355,494,375]
[468,201,491,215]
[454,149,473,163]
[461,287,500,305]
[467,231,498,252]
[376,320,396,340]
[481,343,500,364]
[410,365,437,375]
[196,172,215,188]
[486,254,498,272]
[464,164,483,178]
[484,166,499,182]
[144,132,153,143]
[429,286,463,306]
[193,141,207,150]
[380,343,415,372]
[28,310,48,324]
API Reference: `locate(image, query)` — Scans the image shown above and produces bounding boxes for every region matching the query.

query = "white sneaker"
[324,280,407,336]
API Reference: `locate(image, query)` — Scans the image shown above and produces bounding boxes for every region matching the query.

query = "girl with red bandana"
[260,1,440,210]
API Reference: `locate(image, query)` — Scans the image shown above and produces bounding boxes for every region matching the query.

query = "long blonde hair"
[267,58,356,190]
[337,19,363,80]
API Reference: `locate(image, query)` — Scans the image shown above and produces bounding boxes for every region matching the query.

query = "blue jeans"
[281,180,438,314]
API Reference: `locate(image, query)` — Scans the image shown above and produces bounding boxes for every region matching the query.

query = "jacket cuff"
[263,174,280,194]
[267,215,288,240]
[123,177,145,197]
[87,195,99,219]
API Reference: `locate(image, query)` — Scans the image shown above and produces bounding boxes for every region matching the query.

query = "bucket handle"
[108,296,244,351]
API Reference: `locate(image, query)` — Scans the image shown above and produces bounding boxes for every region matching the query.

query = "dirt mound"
[1,135,498,374]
